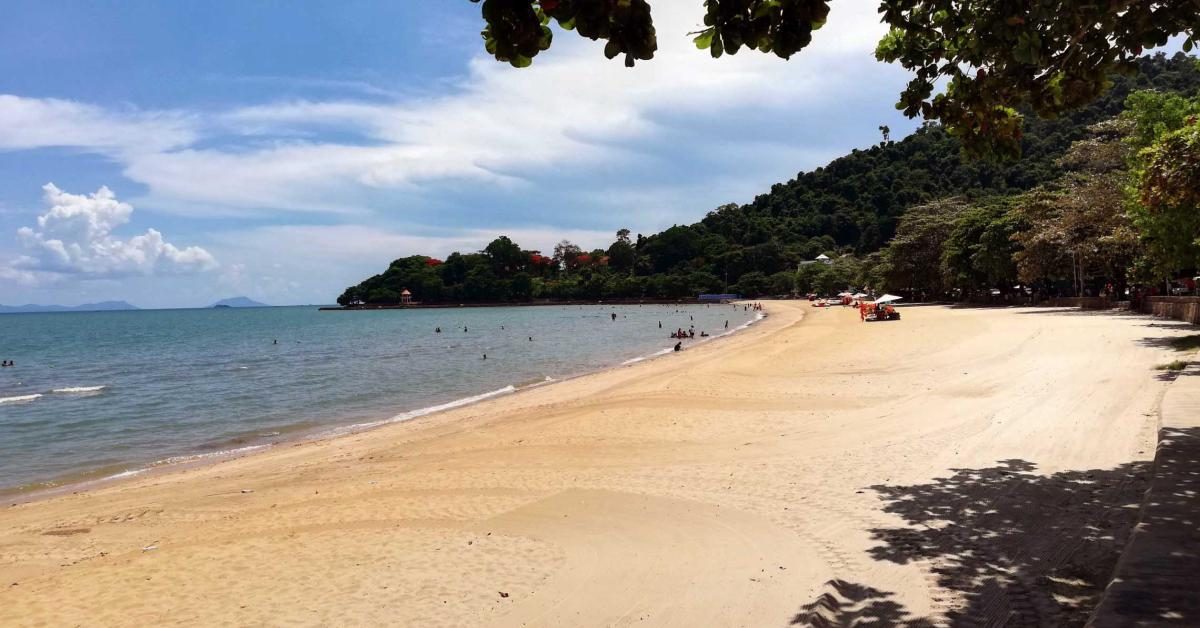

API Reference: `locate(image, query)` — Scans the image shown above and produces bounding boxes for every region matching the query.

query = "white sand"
[0,302,1181,626]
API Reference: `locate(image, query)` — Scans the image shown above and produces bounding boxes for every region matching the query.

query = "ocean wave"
[389,385,517,422]
[0,393,42,405]
[622,347,674,365]
[52,385,106,393]
[330,384,520,436]
[103,468,148,481]
[158,444,270,466]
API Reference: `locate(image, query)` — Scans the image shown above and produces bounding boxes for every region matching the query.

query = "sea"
[0,303,760,495]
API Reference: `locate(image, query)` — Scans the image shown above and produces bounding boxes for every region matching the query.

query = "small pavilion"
[400,289,413,305]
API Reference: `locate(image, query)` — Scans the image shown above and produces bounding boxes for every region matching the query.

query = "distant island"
[0,301,139,314]
[211,297,269,308]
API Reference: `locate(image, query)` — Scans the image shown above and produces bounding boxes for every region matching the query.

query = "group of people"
[670,322,718,341]
[858,301,897,322]
[428,304,738,359]
[0,360,13,367]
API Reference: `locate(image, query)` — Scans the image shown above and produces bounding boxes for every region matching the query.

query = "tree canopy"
[470,0,1200,156]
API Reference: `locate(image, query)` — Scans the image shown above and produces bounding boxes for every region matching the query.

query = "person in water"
[724,320,729,329]
[673,341,682,352]
[435,327,441,333]
[611,312,617,321]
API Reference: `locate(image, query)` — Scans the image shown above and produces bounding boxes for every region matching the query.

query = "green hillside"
[338,53,1200,306]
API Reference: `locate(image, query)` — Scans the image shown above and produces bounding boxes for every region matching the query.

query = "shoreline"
[2,307,769,506]
[319,297,745,311]
[3,301,1173,627]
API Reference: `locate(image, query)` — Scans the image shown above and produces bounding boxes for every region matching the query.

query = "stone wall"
[1140,296,1200,325]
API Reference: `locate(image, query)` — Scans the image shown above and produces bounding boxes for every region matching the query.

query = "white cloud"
[0,95,196,156]
[8,183,217,281]
[0,0,901,217]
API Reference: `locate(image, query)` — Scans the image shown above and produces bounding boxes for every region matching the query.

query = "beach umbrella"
[852,293,867,298]
[875,294,903,304]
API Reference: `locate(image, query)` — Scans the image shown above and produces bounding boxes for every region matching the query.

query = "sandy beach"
[0,301,1186,626]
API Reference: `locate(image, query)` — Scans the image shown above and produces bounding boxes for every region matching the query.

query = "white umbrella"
[852,292,867,298]
[875,294,903,304]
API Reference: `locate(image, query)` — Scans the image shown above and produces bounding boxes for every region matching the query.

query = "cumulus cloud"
[0,1,904,217]
[9,183,217,281]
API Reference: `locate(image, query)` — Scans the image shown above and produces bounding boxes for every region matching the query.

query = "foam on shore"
[0,393,42,405]
[52,386,106,393]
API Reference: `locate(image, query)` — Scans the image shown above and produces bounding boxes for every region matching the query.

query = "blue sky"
[0,1,920,308]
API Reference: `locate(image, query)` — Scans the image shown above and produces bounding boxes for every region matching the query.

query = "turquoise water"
[0,304,758,493]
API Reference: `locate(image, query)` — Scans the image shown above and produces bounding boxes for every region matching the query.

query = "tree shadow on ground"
[790,579,937,627]
[1014,308,1141,317]
[1153,355,1200,381]
[863,459,1152,627]
[1140,321,1197,329]
[1091,427,1200,626]
[1138,334,1200,354]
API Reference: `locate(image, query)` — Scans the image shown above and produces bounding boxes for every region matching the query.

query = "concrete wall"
[1140,296,1200,325]
[1045,296,1112,309]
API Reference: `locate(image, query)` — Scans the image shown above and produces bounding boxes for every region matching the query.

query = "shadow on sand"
[791,457,1160,627]
[790,579,937,627]
[1090,426,1200,626]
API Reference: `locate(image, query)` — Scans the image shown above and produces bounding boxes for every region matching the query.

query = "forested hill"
[695,53,1200,256]
[338,53,1200,306]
